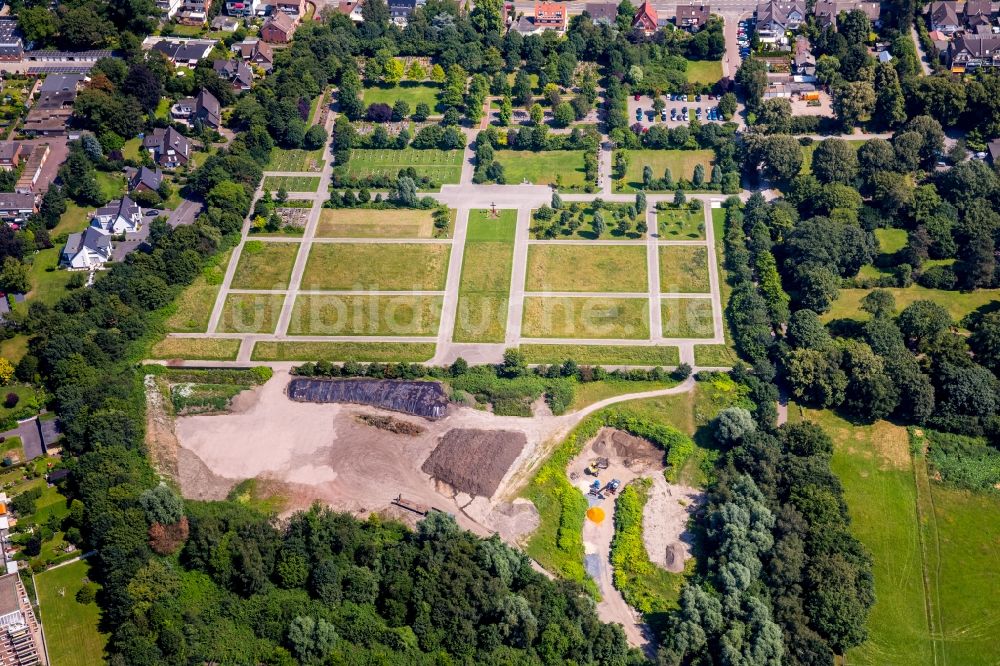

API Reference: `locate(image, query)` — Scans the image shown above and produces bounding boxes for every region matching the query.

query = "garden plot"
[217,293,284,334]
[661,298,714,338]
[617,150,715,193]
[301,243,450,291]
[659,246,710,293]
[262,175,322,191]
[526,245,648,293]
[657,207,705,240]
[275,207,310,228]
[346,149,463,184]
[287,294,443,336]
[269,147,325,172]
[317,208,438,238]
[522,296,650,339]
[231,241,299,290]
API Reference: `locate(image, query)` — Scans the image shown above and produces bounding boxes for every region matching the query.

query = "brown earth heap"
[422,429,527,497]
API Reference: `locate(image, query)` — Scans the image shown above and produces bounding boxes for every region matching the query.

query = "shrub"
[3,393,17,408]
[76,584,97,604]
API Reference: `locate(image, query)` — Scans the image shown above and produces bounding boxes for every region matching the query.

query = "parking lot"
[736,18,754,63]
[627,94,728,129]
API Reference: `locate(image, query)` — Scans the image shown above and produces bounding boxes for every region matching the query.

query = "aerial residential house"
[14,144,51,194]
[143,127,192,168]
[793,36,816,77]
[755,0,806,44]
[127,166,164,194]
[170,90,221,128]
[0,194,37,225]
[276,0,304,14]
[212,15,241,30]
[151,39,215,67]
[0,572,45,666]
[674,5,710,31]
[261,11,297,42]
[224,0,259,17]
[584,2,618,25]
[177,0,212,24]
[949,35,1000,71]
[389,0,418,26]
[336,0,366,22]
[929,1,962,34]
[988,138,1000,165]
[964,0,993,29]
[157,0,183,18]
[92,196,143,235]
[534,2,569,30]
[62,227,113,269]
[236,39,275,71]
[0,144,22,171]
[23,74,83,137]
[813,0,881,29]
[632,1,659,34]
[214,59,254,90]
[0,19,23,62]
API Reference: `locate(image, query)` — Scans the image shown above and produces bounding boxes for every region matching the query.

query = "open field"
[231,241,299,290]
[149,336,241,360]
[363,83,441,110]
[251,341,436,362]
[262,175,321,191]
[657,207,705,240]
[875,227,908,254]
[659,246,710,293]
[661,298,714,338]
[617,150,715,193]
[346,149,463,185]
[822,286,1000,327]
[37,559,107,666]
[694,344,738,367]
[269,147,325,172]
[526,245,647,293]
[288,294,443,336]
[709,207,738,363]
[522,296,649,339]
[520,344,679,366]
[685,59,723,85]
[0,335,27,364]
[301,242,450,291]
[454,209,516,343]
[217,293,285,334]
[165,250,232,332]
[498,150,589,189]
[316,208,442,238]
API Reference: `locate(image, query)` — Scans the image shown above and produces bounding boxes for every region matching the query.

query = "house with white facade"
[91,196,142,235]
[62,227,113,269]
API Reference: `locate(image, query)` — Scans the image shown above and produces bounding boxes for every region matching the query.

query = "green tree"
[811,138,858,185]
[383,58,404,85]
[552,102,574,128]
[833,81,875,128]
[406,60,425,80]
[430,64,446,84]
[0,258,29,294]
[736,57,768,111]
[873,62,906,129]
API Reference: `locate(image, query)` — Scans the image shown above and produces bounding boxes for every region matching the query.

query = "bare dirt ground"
[422,429,527,497]
[642,475,704,573]
[145,375,179,480]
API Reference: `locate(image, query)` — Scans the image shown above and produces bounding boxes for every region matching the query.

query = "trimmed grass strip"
[263,175,321,191]
[661,298,714,338]
[317,208,440,238]
[288,294,442,336]
[301,243,450,291]
[498,150,588,189]
[659,245,710,293]
[454,209,516,343]
[251,341,436,362]
[149,337,241,361]
[520,344,679,366]
[217,293,284,334]
[526,244,648,293]
[522,296,650,339]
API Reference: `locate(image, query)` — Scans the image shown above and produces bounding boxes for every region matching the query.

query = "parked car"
[695,94,702,102]
[660,109,667,121]
[634,94,641,101]
[636,108,643,120]
[670,109,676,119]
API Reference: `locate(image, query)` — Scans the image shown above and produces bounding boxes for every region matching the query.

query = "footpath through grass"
[36,559,108,666]
[454,209,516,343]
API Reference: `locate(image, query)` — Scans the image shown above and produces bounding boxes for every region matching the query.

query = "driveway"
[167,198,203,228]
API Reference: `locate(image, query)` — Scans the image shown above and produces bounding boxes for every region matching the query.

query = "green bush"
[926,430,1000,493]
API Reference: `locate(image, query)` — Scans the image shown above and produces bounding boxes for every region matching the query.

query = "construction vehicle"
[584,458,610,476]
[800,91,820,101]
[606,479,621,494]
[588,480,605,499]
[393,494,429,516]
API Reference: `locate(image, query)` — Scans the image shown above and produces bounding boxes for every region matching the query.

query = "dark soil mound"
[422,429,527,497]
[355,413,425,436]
[287,378,448,419]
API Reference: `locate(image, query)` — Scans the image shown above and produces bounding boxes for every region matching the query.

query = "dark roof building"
[930,1,962,32]
[143,127,192,168]
[213,59,254,90]
[584,2,618,24]
[151,39,214,66]
[128,166,164,193]
[0,193,37,224]
[675,4,710,31]
[261,11,297,42]
[949,34,1000,70]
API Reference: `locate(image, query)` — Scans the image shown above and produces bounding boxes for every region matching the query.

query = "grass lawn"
[685,59,723,85]
[569,379,678,410]
[301,243,450,291]
[532,202,645,240]
[522,296,649,339]
[346,148,463,185]
[27,248,75,306]
[617,149,715,193]
[149,336,241,361]
[657,207,705,240]
[36,559,107,666]
[822,286,1000,328]
[95,171,126,201]
[454,209,516,343]
[659,245,710,293]
[231,241,299,290]
[122,137,142,161]
[808,409,935,665]
[165,249,232,332]
[526,244,648,293]
[263,175,321,191]
[251,340,436,362]
[51,202,91,237]
[0,335,27,364]
[288,294,442,336]
[362,83,442,110]
[317,208,443,238]
[662,298,714,338]
[875,227,908,254]
[268,146,325,172]
[217,293,285,334]
[520,344,679,366]
[498,150,589,190]
[694,344,738,367]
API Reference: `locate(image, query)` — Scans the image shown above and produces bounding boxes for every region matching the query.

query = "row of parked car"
[738,19,754,60]
[635,105,724,123]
